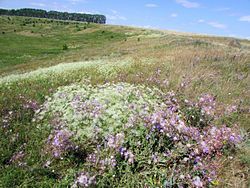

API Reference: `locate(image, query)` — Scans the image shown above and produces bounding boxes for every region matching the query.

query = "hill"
[0,16,249,187]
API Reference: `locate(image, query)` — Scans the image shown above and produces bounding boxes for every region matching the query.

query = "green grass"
[0,16,126,73]
[0,15,249,187]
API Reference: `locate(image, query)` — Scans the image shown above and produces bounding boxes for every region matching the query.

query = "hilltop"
[0,16,249,187]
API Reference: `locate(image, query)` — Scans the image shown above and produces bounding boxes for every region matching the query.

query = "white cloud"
[239,15,250,22]
[175,0,200,8]
[207,22,227,29]
[111,10,118,14]
[145,3,158,8]
[197,19,227,29]
[107,15,127,21]
[78,10,100,14]
[50,2,73,12]
[67,0,88,5]
[214,7,231,12]
[107,10,127,21]
[198,19,205,23]
[30,2,46,7]
[170,13,178,18]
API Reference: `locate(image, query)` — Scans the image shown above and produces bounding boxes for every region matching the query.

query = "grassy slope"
[0,16,249,187]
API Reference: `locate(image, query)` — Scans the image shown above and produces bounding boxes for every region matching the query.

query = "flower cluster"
[37,82,242,187]
[19,95,39,112]
[144,67,170,88]
[106,133,125,149]
[2,110,14,129]
[72,172,96,188]
[225,104,238,114]
[46,129,74,158]
[37,82,164,141]
[119,147,135,164]
[198,94,216,116]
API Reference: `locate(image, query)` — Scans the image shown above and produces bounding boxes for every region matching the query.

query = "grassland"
[0,16,249,187]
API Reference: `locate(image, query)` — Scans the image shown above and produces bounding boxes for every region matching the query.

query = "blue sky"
[1,0,250,39]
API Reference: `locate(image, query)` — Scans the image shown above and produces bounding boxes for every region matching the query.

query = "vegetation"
[0,16,249,187]
[62,44,68,50]
[0,8,106,24]
[0,16,124,73]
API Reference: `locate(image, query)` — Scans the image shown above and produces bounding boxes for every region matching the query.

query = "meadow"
[0,16,249,187]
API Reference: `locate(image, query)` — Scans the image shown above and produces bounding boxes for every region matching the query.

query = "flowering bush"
[36,82,242,187]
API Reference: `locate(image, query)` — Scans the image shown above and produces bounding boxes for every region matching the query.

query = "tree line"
[0,8,106,24]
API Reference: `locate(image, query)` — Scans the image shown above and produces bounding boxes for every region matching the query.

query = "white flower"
[193,176,203,187]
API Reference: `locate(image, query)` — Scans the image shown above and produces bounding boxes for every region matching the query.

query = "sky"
[0,0,250,39]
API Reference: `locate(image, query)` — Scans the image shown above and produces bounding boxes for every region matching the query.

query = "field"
[0,16,249,187]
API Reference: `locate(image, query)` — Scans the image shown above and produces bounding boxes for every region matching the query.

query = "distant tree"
[0,8,106,24]
[2,31,5,34]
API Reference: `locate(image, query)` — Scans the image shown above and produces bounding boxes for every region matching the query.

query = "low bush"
[35,82,242,187]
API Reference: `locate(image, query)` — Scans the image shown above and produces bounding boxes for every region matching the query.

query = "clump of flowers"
[2,110,14,129]
[225,104,238,114]
[198,94,216,116]
[46,129,74,158]
[36,82,164,141]
[72,172,96,187]
[37,82,243,187]
[19,95,39,112]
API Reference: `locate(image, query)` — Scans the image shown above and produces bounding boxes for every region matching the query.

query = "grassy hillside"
[0,16,249,187]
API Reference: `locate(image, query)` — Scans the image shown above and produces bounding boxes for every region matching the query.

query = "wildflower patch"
[36,82,242,187]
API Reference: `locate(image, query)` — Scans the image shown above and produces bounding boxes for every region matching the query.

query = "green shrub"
[62,44,68,50]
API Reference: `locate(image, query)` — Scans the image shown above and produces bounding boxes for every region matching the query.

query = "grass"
[0,16,126,74]
[0,15,249,187]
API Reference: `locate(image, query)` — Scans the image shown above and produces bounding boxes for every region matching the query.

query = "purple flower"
[198,94,216,116]
[74,172,96,187]
[193,176,203,187]
[47,129,73,158]
[119,147,135,164]
[106,133,124,149]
